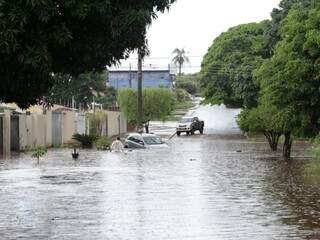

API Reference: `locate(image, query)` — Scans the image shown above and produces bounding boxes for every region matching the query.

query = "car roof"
[127,133,159,137]
[182,116,193,119]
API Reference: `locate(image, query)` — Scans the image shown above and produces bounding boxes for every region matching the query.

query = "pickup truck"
[176,116,204,136]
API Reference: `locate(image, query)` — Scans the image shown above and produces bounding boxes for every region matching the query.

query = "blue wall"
[108,71,173,89]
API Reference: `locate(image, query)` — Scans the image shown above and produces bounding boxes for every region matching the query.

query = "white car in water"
[124,133,168,149]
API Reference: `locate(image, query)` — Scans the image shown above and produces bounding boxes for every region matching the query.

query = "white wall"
[106,111,127,137]
[62,111,77,144]
[3,110,11,158]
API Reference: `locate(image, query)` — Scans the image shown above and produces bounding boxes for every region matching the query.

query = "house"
[108,69,175,90]
[0,103,128,158]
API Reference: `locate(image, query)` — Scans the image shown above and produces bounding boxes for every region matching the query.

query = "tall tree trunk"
[137,49,143,133]
[145,121,149,134]
[264,131,280,151]
[283,132,293,160]
[179,64,182,76]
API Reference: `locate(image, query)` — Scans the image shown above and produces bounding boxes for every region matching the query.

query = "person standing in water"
[110,137,124,152]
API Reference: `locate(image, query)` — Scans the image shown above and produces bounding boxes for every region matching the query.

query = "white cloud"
[114,0,282,73]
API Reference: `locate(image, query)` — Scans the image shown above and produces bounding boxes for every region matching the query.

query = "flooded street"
[0,105,320,239]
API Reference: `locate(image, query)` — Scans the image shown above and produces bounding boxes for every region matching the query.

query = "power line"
[127,56,203,60]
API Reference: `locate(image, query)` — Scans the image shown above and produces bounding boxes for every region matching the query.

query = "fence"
[0,116,3,157]
[0,107,127,158]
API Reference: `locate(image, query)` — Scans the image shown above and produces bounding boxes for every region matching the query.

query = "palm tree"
[172,48,189,76]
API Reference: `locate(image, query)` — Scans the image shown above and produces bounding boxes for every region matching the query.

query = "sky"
[112,0,282,73]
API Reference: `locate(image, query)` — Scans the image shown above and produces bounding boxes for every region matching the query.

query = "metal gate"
[10,115,19,152]
[0,117,3,157]
[52,112,62,146]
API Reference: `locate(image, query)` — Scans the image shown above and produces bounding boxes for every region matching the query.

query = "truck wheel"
[186,131,190,135]
[177,132,181,136]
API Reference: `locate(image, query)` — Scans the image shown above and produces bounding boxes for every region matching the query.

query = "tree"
[118,88,175,132]
[264,0,313,56]
[172,48,189,76]
[201,21,270,108]
[256,1,320,159]
[175,73,200,95]
[237,105,283,151]
[46,71,109,109]
[0,0,176,108]
[31,146,47,165]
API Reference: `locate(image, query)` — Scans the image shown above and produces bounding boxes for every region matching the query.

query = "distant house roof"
[0,103,16,110]
[51,104,77,112]
[0,103,24,114]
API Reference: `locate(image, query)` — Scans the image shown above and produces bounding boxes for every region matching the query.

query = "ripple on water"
[0,135,319,239]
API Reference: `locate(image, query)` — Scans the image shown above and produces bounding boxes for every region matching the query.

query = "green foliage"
[95,137,112,151]
[31,146,47,164]
[118,88,175,123]
[46,71,117,109]
[47,71,110,108]
[200,0,320,158]
[237,105,285,151]
[306,134,320,179]
[175,74,200,95]
[0,0,176,108]
[264,0,305,56]
[72,134,97,148]
[201,21,270,108]
[87,111,107,137]
[305,160,320,179]
[175,88,190,102]
[256,2,320,138]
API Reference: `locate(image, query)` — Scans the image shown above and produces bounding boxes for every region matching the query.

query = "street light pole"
[137,48,143,133]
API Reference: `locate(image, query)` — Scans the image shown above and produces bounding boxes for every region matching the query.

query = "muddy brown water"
[0,105,319,240]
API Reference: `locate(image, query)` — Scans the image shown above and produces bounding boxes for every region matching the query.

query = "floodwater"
[0,105,319,240]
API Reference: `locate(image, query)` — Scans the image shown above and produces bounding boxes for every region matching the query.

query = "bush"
[95,137,112,150]
[87,111,107,137]
[176,81,198,95]
[31,146,47,164]
[175,74,200,95]
[72,134,97,148]
[118,88,175,122]
[175,88,190,102]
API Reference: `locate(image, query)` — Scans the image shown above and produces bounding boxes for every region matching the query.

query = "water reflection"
[0,105,319,239]
[264,160,320,233]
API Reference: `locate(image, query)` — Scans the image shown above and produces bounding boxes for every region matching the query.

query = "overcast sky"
[113,0,282,73]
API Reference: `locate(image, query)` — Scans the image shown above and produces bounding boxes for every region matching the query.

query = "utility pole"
[137,49,143,133]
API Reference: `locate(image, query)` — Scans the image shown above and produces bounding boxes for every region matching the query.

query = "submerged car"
[176,116,204,136]
[124,133,167,149]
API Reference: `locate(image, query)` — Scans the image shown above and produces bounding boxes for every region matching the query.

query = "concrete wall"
[3,110,11,157]
[24,114,45,147]
[106,111,127,137]
[62,111,76,144]
[20,113,50,148]
[1,108,127,157]
[45,111,52,147]
[76,113,86,135]
[19,114,27,150]
[0,116,3,157]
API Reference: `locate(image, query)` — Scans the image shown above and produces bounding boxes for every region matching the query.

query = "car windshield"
[143,136,163,145]
[180,118,193,123]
